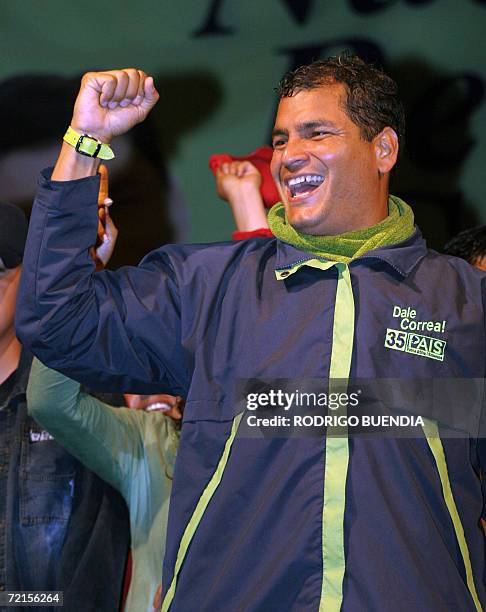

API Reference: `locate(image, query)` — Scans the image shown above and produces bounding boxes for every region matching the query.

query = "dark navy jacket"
[16,171,486,611]
[0,349,129,612]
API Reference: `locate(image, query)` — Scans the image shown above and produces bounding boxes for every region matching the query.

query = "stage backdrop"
[0,0,484,247]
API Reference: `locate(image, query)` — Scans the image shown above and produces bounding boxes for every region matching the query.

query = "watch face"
[77,134,100,157]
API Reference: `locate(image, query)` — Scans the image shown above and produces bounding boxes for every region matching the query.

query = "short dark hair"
[276,53,405,148]
[443,226,486,264]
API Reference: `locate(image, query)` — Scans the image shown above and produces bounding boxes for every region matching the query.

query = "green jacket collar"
[273,228,428,279]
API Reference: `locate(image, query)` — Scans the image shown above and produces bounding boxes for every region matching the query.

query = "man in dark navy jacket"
[16,58,486,611]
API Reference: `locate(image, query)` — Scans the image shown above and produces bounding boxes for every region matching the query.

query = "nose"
[281,138,308,172]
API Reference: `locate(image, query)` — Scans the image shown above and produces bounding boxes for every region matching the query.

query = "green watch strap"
[63,126,115,160]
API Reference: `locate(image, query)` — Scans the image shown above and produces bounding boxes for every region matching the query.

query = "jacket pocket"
[182,397,241,424]
[19,419,77,525]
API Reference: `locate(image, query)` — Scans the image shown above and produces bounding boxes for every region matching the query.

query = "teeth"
[287,175,324,186]
[145,402,171,412]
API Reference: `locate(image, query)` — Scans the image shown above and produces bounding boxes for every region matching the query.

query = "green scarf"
[267,195,414,263]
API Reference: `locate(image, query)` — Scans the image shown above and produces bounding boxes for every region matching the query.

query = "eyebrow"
[272,119,338,138]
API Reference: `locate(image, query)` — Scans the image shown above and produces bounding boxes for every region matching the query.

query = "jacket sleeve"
[478,418,486,521]
[16,170,189,395]
[26,357,143,496]
[480,276,486,521]
[27,358,179,501]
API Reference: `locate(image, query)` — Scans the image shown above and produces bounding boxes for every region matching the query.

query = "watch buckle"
[75,133,102,158]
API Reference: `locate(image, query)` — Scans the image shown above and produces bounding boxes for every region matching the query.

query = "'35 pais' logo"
[384,328,446,361]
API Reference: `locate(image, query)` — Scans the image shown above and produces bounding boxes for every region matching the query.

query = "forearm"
[51,142,101,181]
[16,169,100,369]
[227,184,269,232]
[27,358,141,493]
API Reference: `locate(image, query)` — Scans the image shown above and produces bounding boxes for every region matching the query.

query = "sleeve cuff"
[38,167,100,212]
[232,228,274,241]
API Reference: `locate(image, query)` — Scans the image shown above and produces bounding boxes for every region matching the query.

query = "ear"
[373,127,399,174]
[473,255,486,272]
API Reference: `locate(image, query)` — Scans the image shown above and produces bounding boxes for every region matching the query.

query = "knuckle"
[124,68,139,82]
[81,71,95,84]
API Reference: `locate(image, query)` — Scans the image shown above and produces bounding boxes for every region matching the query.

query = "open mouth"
[145,401,172,413]
[285,174,324,199]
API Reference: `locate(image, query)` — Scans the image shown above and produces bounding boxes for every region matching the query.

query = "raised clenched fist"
[215,160,262,203]
[71,69,159,143]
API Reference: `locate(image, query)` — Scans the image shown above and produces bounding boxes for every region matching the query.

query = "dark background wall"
[0,0,484,249]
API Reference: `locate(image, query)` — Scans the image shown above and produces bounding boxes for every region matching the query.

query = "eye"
[311,130,330,139]
[272,137,287,149]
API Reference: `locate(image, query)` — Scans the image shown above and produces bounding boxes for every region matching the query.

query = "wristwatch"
[63,126,115,160]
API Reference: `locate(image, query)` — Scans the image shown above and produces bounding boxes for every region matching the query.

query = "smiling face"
[271,83,395,236]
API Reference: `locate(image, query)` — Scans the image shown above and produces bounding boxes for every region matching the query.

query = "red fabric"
[232,228,274,240]
[209,146,280,209]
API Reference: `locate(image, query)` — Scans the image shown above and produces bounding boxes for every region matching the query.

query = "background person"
[0,199,129,611]
[443,225,486,271]
[26,359,181,612]
[444,225,486,536]
[209,146,276,239]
